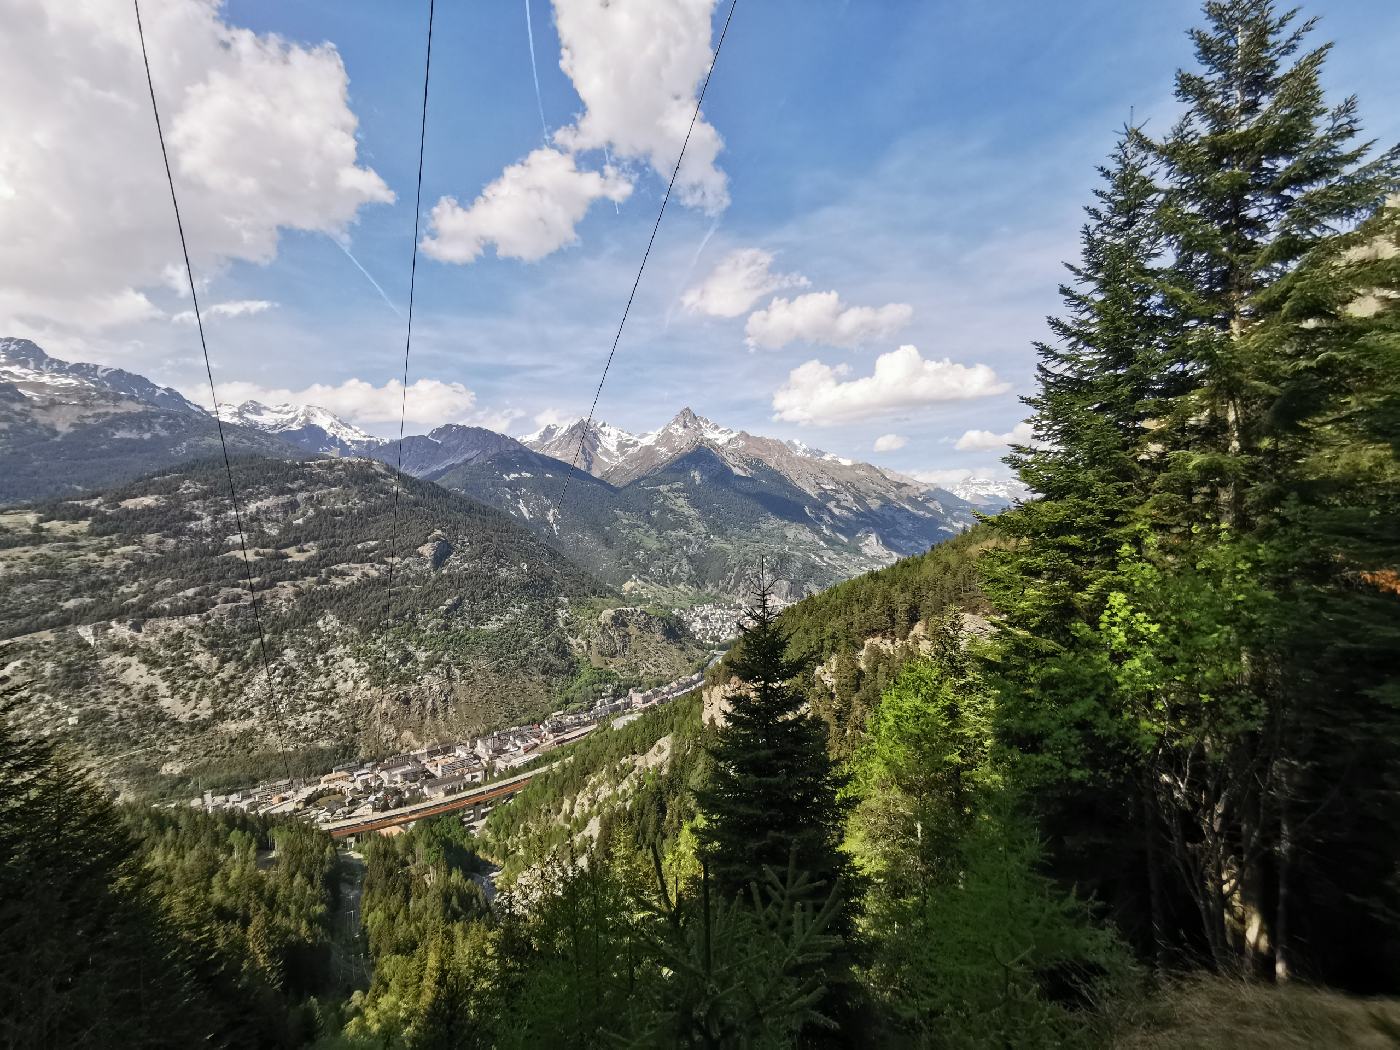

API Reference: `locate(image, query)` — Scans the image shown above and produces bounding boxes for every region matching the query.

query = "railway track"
[324,765,543,840]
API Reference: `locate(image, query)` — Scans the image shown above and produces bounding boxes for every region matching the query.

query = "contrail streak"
[664,218,721,330]
[524,0,549,143]
[689,219,720,268]
[335,240,403,317]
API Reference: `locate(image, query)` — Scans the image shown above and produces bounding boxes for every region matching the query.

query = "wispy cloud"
[171,300,276,325]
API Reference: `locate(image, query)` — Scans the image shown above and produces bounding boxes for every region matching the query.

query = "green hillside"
[0,456,707,787]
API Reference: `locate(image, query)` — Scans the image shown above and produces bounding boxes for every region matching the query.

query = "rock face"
[417,531,453,570]
[590,607,685,660]
[0,338,298,505]
[228,400,379,457]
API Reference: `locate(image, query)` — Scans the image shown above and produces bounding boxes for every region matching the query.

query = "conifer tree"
[1150,0,1399,533]
[983,126,1179,960]
[990,0,1400,979]
[1139,0,1399,973]
[0,710,227,1048]
[1246,197,1400,983]
[695,571,851,917]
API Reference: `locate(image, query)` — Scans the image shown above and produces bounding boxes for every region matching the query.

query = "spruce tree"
[989,0,1400,980]
[1141,0,1400,974]
[982,127,1179,961]
[695,572,850,915]
[1150,0,1399,532]
[1247,198,1400,983]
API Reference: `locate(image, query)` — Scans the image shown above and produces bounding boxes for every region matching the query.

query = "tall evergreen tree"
[983,126,1181,961]
[1151,0,1399,533]
[0,710,228,1048]
[1141,0,1399,975]
[695,572,851,914]
[990,0,1400,982]
[1246,197,1400,985]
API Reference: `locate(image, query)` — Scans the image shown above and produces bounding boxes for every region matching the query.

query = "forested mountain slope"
[696,526,996,756]
[0,717,347,1047]
[0,456,707,788]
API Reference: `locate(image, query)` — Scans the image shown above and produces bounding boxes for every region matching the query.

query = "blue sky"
[5,0,1399,483]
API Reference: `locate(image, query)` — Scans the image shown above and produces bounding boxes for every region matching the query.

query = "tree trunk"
[1275,763,1294,982]
[1140,774,1168,974]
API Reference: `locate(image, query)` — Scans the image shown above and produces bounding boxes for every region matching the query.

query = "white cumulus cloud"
[772,345,1009,425]
[552,0,729,213]
[873,433,907,452]
[681,248,808,318]
[954,421,1035,451]
[0,0,391,337]
[746,291,914,350]
[423,0,729,266]
[189,377,510,430]
[421,148,632,263]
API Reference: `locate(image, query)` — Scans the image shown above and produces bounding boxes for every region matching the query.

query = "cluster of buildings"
[676,603,744,644]
[193,667,711,827]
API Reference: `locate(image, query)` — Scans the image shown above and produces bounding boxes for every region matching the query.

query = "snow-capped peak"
[782,438,853,466]
[658,407,737,446]
[0,336,202,412]
[520,417,583,446]
[228,400,377,452]
[940,476,1031,508]
[594,420,646,455]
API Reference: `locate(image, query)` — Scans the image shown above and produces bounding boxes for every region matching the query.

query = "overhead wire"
[133,0,289,769]
[384,0,437,621]
[551,0,740,518]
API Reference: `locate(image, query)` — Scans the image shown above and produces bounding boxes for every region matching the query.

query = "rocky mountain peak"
[228,399,377,455]
[0,337,47,367]
[0,336,202,413]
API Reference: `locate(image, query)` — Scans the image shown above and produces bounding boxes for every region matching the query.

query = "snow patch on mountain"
[942,477,1030,508]
[0,337,202,413]
[229,400,378,454]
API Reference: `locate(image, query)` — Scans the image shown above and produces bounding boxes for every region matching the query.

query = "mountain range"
[0,338,296,503]
[0,338,1026,598]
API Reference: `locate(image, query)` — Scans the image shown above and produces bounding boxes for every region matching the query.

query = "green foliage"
[0,707,339,1048]
[868,797,1132,1049]
[695,577,852,918]
[633,850,847,1049]
[986,0,1400,985]
[479,693,706,880]
[849,648,1134,1047]
[10,4,1400,1042]
[339,817,493,1047]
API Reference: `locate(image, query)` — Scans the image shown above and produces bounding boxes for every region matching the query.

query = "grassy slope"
[1116,976,1400,1048]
